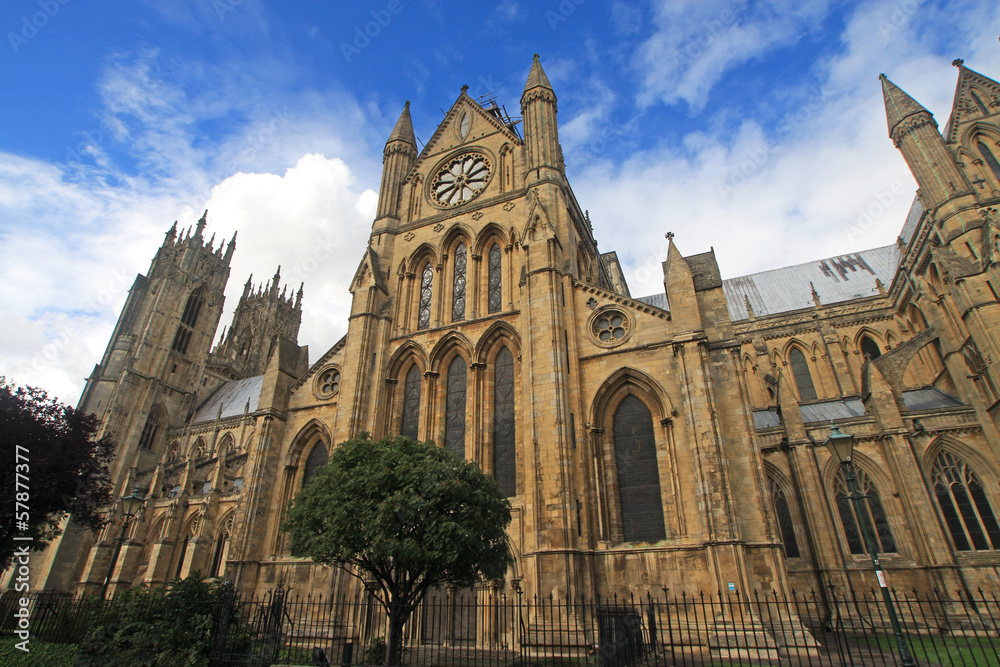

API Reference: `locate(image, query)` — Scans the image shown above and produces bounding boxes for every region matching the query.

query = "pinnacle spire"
[195,210,208,238]
[880,74,931,137]
[386,101,416,148]
[523,53,554,95]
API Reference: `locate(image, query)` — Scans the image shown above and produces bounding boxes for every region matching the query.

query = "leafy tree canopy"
[0,379,112,570]
[283,434,512,664]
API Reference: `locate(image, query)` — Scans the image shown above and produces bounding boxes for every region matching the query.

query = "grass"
[852,633,1000,666]
[0,636,78,667]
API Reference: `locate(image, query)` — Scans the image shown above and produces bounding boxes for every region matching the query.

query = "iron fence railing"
[1,586,998,666]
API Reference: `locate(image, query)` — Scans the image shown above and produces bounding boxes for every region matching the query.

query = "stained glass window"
[978,140,1000,183]
[493,347,516,496]
[445,357,467,460]
[834,467,896,554]
[931,452,1000,551]
[418,263,433,330]
[452,243,467,321]
[302,443,328,487]
[613,395,666,542]
[171,289,205,355]
[138,411,159,449]
[402,364,422,439]
[789,348,817,401]
[488,243,502,314]
[860,337,881,360]
[769,477,801,558]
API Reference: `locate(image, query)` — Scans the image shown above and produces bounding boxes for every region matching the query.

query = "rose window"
[431,153,491,207]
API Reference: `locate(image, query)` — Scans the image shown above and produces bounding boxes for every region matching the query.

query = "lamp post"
[824,426,915,667]
[100,488,146,600]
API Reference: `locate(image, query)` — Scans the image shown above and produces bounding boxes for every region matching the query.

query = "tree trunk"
[384,599,409,666]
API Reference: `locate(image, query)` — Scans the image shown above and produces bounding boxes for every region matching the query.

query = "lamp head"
[120,488,146,517]
[823,424,855,465]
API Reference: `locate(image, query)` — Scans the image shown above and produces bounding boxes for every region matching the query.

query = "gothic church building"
[19,57,1000,605]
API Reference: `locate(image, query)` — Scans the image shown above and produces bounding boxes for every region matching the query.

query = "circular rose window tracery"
[588,307,634,348]
[430,152,491,207]
[314,366,341,399]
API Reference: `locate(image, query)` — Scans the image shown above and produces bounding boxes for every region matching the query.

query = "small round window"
[589,307,634,348]
[315,367,341,399]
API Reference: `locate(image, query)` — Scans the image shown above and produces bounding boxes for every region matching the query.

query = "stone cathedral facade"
[17,57,1000,606]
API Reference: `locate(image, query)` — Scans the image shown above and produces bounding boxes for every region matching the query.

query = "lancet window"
[418,263,433,330]
[788,348,817,401]
[493,347,516,496]
[302,442,328,487]
[488,243,502,314]
[401,364,422,440]
[452,243,467,321]
[977,140,1000,183]
[834,467,897,555]
[171,289,205,355]
[444,357,467,460]
[931,451,1000,551]
[613,395,666,542]
[769,476,801,558]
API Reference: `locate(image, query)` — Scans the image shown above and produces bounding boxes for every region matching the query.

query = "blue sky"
[2,0,999,403]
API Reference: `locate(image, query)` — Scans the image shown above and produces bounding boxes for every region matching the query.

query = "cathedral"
[19,56,1000,608]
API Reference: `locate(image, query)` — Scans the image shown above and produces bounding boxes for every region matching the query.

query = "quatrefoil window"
[589,308,634,347]
[315,367,341,399]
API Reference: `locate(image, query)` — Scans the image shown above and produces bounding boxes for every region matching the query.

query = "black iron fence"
[2,586,999,666]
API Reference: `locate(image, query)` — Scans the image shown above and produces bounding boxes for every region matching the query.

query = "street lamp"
[100,488,146,600]
[823,425,915,667]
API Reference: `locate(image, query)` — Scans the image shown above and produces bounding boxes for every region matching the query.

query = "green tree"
[0,379,112,570]
[283,434,513,666]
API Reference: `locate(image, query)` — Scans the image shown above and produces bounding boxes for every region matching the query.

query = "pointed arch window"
[834,467,897,555]
[452,243,467,322]
[445,357,467,460]
[768,476,801,558]
[860,336,882,360]
[210,517,232,578]
[493,347,516,497]
[931,452,1000,551]
[302,442,328,487]
[401,364,422,440]
[418,263,434,330]
[788,348,817,401]
[488,243,502,314]
[171,289,205,355]
[977,140,1000,183]
[971,90,990,116]
[613,395,666,542]
[138,411,160,450]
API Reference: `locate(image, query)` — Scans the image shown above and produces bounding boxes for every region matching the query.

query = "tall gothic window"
[488,243,502,314]
[860,336,881,360]
[971,90,990,115]
[493,347,516,496]
[138,411,160,450]
[978,140,1000,183]
[302,443,328,487]
[445,357,467,460]
[401,364,422,440]
[769,477,801,558]
[788,348,817,401]
[613,395,666,542]
[171,289,205,355]
[418,263,434,330]
[931,452,1000,551]
[834,467,897,555]
[210,517,232,578]
[452,243,467,322]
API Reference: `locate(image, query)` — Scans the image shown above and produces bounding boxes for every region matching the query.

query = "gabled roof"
[192,375,264,423]
[944,63,1000,143]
